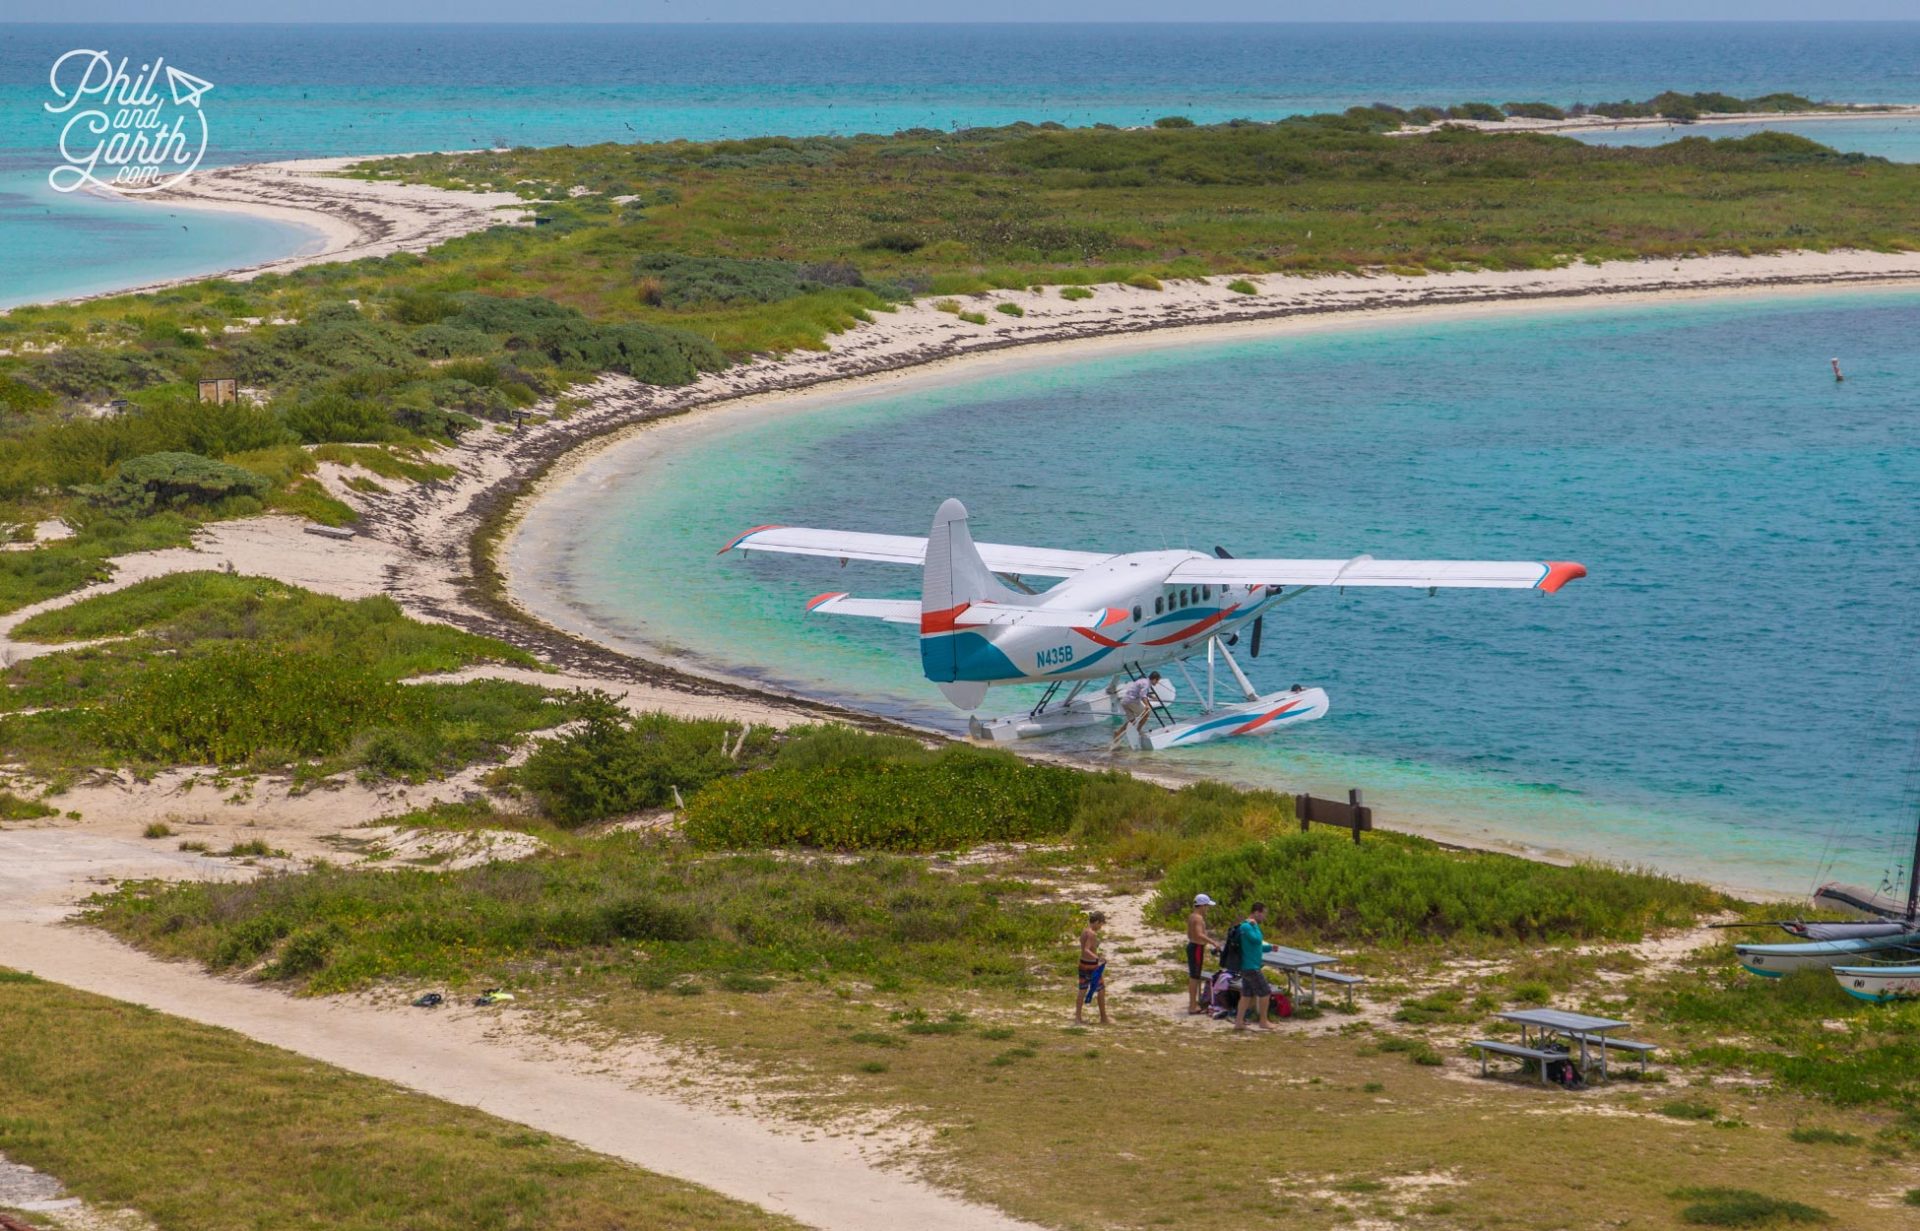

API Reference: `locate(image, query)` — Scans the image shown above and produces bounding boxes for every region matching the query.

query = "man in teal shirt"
[1233,902,1275,1032]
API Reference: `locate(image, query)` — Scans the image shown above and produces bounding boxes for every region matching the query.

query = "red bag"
[1270,992,1294,1019]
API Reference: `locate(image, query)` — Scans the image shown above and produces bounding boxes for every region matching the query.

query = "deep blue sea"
[511,292,1920,897]
[4,22,1920,305]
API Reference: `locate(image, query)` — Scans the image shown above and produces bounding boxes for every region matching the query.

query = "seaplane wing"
[1166,556,1586,593]
[805,593,920,623]
[722,525,1108,578]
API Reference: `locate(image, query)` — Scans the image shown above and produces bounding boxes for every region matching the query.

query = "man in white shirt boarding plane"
[1109,672,1163,750]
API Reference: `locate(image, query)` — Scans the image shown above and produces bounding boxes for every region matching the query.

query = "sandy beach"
[1393,102,1920,138]
[44,156,533,307]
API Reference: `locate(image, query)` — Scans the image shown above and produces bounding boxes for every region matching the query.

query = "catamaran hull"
[1833,964,1920,1002]
[1736,933,1920,978]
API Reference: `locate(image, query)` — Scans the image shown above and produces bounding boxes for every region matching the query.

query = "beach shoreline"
[17,157,532,310]
[469,265,1920,901]
[1394,102,1920,138]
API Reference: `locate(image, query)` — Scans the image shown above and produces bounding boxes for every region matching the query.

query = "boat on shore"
[1734,810,1920,980]
[1832,963,1920,1002]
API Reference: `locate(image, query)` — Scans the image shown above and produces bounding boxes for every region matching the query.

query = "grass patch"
[1670,1187,1830,1226]
[222,839,286,858]
[0,970,792,1231]
[0,790,57,820]
[1658,1098,1720,1121]
[993,302,1024,317]
[1059,286,1094,301]
[141,821,173,839]
[1226,278,1258,294]
[85,841,1074,996]
[1786,1126,1862,1146]
[0,575,575,778]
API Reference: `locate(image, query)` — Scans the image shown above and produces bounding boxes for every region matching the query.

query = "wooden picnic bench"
[1468,1039,1560,1083]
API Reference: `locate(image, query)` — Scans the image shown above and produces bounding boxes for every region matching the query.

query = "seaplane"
[719,499,1587,750]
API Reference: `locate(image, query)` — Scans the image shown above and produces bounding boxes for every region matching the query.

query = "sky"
[6,3,1919,21]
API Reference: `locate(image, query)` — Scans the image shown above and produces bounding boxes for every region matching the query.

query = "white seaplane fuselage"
[917,548,1276,686]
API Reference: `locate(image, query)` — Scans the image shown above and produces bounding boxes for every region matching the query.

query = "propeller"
[1216,546,1263,658]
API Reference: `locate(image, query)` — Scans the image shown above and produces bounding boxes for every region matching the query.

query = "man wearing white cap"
[1186,893,1219,1015]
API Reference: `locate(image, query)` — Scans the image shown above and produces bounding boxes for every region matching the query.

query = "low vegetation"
[1156,829,1721,943]
[87,844,1072,996]
[0,970,792,1231]
[0,573,581,778]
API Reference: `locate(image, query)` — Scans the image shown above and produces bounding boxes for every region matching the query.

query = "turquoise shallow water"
[512,292,1920,897]
[3,22,1920,305]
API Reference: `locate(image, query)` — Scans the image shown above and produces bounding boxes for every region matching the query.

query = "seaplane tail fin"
[920,498,1017,709]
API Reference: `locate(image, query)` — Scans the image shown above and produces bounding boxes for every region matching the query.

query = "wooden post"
[1348,788,1366,844]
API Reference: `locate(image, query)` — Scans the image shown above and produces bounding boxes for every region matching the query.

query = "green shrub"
[1668,1188,1830,1226]
[994,302,1024,317]
[1448,102,1506,123]
[519,705,770,826]
[142,822,174,839]
[957,310,989,325]
[1152,116,1196,129]
[933,299,962,314]
[1155,830,1718,944]
[1503,102,1567,121]
[1123,274,1163,291]
[80,452,269,513]
[1226,278,1258,294]
[1059,286,1094,301]
[682,743,1080,851]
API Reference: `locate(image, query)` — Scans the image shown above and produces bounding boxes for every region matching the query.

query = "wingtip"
[805,591,848,611]
[717,523,784,555]
[1537,561,1587,594]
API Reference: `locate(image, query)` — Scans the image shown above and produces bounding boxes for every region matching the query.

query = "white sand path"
[0,912,1039,1231]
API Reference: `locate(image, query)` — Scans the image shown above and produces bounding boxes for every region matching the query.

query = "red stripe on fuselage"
[1144,604,1239,646]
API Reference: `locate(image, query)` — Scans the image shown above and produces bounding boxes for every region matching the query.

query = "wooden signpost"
[1293,788,1372,843]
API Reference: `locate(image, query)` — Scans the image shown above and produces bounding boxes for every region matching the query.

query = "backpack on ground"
[1270,991,1293,1019]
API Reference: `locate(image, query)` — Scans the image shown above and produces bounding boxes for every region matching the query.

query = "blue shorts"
[1078,961,1106,1002]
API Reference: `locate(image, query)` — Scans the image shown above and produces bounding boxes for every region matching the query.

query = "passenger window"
[1202,585,1212,601]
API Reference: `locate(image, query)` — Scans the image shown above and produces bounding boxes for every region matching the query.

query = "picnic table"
[1259,944,1367,1008]
[1486,1008,1645,1082]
